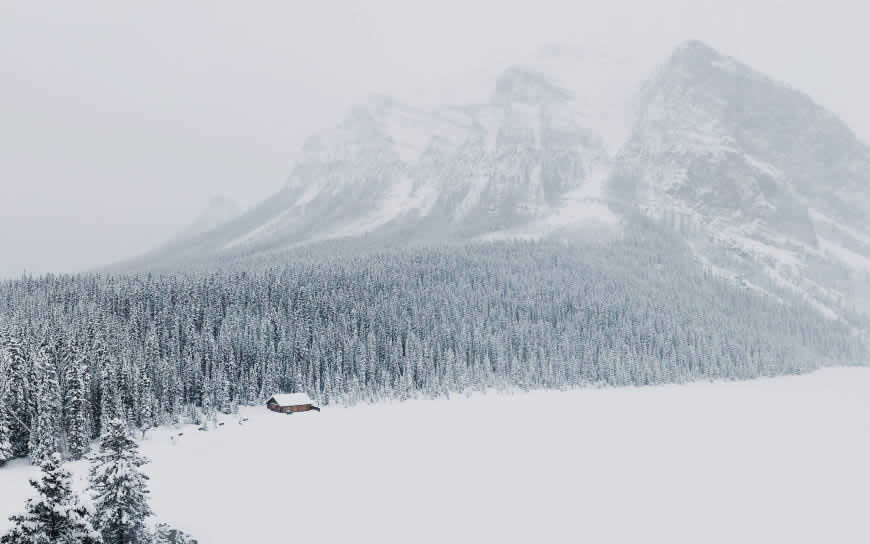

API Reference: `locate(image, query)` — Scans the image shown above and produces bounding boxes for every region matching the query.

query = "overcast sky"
[2,0,869,278]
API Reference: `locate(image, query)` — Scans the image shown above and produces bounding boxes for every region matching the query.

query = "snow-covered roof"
[268,393,314,407]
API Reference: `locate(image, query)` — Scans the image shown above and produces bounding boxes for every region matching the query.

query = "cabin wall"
[267,402,314,414]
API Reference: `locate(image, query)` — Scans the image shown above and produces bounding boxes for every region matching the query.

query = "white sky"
[2,0,869,278]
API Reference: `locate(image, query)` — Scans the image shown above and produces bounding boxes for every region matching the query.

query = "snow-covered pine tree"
[66,352,90,460]
[98,363,116,437]
[0,342,14,465]
[199,375,211,429]
[168,368,181,424]
[1,453,101,544]
[153,523,197,544]
[217,373,230,415]
[0,395,13,466]
[88,418,152,544]
[138,367,154,430]
[30,344,61,464]
[1,332,31,458]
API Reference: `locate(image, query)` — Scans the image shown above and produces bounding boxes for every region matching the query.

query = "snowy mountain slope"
[116,196,242,270]
[174,195,240,242]
[611,41,870,318]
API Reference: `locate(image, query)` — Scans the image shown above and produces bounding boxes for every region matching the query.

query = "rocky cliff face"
[614,41,870,317]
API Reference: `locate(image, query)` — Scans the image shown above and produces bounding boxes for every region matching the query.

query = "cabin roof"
[268,393,314,407]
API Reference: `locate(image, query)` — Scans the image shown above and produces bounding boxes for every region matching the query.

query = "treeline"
[1,234,866,462]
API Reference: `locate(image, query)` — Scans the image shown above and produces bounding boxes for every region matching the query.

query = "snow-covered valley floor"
[2,368,869,543]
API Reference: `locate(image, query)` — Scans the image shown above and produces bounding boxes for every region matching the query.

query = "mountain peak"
[663,40,743,78]
[673,40,719,57]
[492,66,573,105]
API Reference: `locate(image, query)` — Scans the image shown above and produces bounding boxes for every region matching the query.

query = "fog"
[2,0,868,278]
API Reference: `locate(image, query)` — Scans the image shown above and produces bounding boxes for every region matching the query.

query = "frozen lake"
[2,367,869,543]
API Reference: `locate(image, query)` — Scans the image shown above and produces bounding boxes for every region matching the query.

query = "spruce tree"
[0,396,13,466]
[66,353,90,460]
[30,344,61,463]
[1,333,31,458]
[99,364,117,436]
[0,345,14,465]
[88,418,152,544]
[139,370,154,430]
[1,453,101,544]
[154,523,197,544]
[199,376,211,429]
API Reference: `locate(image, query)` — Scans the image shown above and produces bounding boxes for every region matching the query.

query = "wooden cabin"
[266,393,320,414]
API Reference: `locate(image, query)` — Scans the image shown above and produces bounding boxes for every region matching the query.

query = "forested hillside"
[1,230,866,463]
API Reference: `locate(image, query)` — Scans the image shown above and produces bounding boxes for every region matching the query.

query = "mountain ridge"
[128,40,870,323]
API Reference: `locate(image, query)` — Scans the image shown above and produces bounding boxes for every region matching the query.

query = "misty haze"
[1,2,868,544]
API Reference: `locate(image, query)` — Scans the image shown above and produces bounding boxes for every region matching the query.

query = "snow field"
[1,368,869,543]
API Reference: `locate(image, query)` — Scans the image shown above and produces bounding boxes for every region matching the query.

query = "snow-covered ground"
[2,368,869,543]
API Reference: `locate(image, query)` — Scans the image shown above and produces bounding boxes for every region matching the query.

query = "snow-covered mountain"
[137,41,870,320]
[158,68,628,261]
[613,41,870,317]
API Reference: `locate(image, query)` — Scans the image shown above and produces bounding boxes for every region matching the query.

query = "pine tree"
[168,370,181,424]
[99,364,117,437]
[89,419,152,544]
[0,396,14,466]
[30,344,61,463]
[153,523,197,544]
[1,453,101,544]
[1,332,31,458]
[199,375,211,429]
[66,353,90,460]
[139,370,154,430]
[0,341,14,465]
